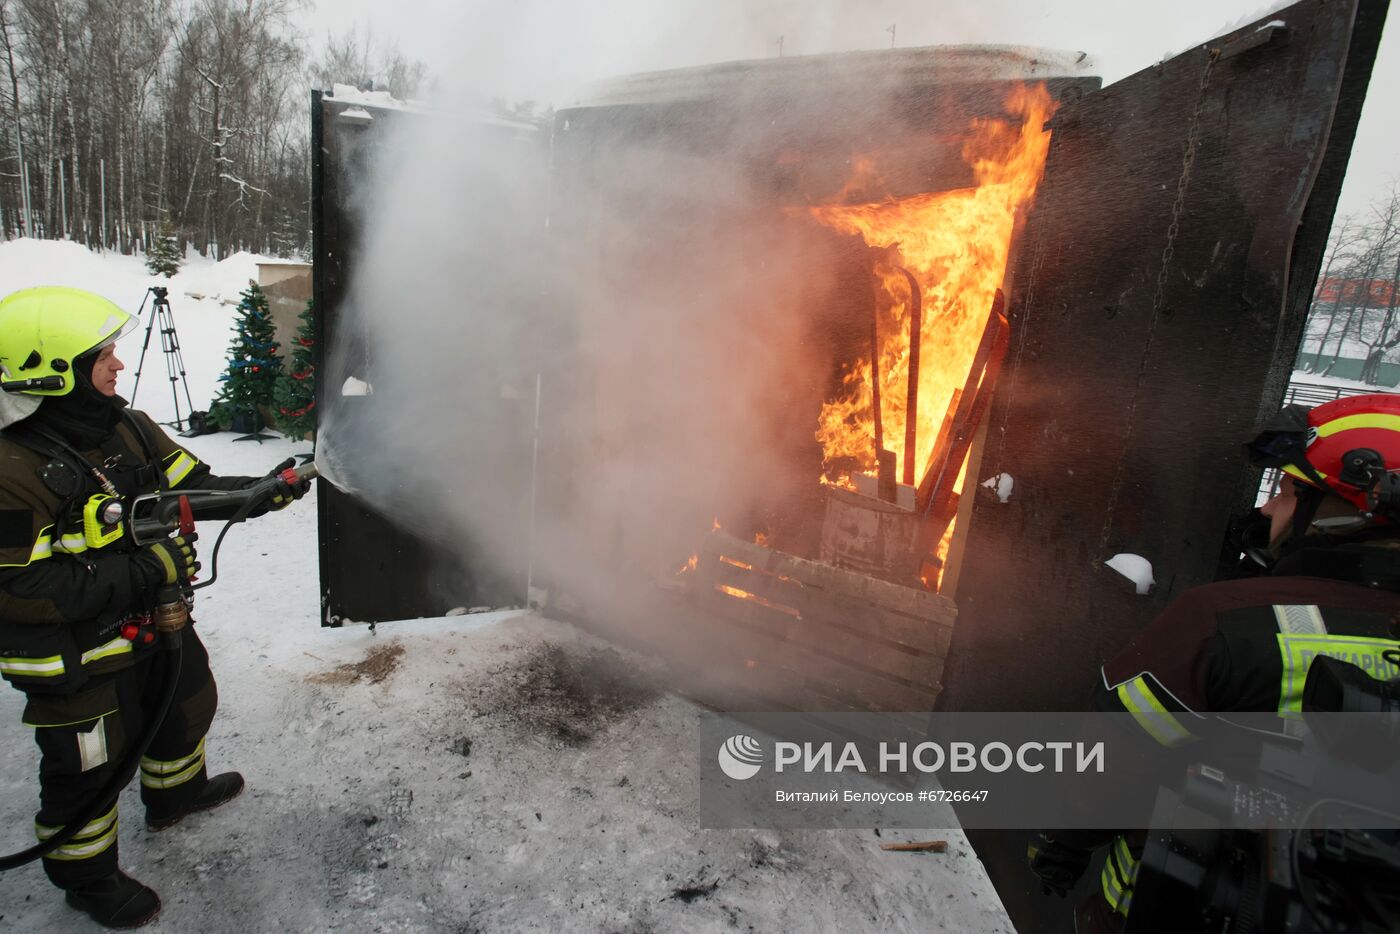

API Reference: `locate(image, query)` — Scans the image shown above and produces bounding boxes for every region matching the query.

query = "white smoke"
[314,1,1092,620]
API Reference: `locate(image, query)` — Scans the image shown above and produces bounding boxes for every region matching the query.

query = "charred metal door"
[938,1,1388,930]
[312,92,531,624]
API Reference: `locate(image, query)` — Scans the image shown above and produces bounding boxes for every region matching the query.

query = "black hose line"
[0,471,293,870]
[192,495,263,592]
[0,632,183,871]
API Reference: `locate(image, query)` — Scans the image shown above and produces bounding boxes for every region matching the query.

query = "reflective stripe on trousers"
[0,653,65,678]
[1099,836,1139,917]
[35,805,118,861]
[140,737,205,790]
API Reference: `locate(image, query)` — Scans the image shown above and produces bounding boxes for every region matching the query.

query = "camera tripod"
[130,286,196,430]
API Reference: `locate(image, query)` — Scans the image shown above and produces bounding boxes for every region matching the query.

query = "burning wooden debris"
[675,530,955,712]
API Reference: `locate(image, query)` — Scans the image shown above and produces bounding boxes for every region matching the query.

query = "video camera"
[1125,655,1400,934]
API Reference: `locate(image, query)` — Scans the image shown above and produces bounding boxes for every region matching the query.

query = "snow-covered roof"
[1206,1,1296,42]
[565,44,1096,110]
[326,83,415,111]
[323,84,538,133]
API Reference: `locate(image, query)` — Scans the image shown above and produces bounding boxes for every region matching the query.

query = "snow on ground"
[0,240,1011,931]
[1289,368,1396,392]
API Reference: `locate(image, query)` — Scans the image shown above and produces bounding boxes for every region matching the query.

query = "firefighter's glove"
[1027,831,1094,898]
[265,458,311,511]
[131,533,200,589]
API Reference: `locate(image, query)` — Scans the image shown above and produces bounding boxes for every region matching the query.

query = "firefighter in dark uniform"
[0,287,308,928]
[1027,392,1400,931]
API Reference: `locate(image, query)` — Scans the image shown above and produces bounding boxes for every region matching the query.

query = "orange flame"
[715,584,802,618]
[808,84,1056,486]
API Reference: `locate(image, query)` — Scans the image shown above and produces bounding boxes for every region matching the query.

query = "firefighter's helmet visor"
[1245,404,1313,469]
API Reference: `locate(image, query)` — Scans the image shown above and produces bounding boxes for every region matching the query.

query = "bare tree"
[1357,188,1400,384]
[307,25,426,99]
[0,0,424,256]
[0,0,31,236]
[1304,219,1363,372]
[1304,187,1400,384]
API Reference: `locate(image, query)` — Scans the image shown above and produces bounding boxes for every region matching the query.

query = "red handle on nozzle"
[178,495,195,536]
[178,496,198,582]
[279,463,318,487]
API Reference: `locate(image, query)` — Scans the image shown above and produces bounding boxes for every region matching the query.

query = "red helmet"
[1248,393,1400,514]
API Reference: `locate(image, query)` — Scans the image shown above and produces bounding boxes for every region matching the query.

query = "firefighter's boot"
[64,870,161,929]
[145,771,244,832]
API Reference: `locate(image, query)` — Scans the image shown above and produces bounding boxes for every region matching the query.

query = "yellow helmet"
[0,287,136,397]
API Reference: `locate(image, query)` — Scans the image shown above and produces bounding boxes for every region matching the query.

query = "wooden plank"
[705,561,946,688]
[882,841,949,853]
[916,291,1006,513]
[924,303,1010,534]
[696,592,947,697]
[619,545,950,712]
[669,608,876,713]
[938,417,989,600]
[811,597,955,661]
[698,539,955,654]
[688,596,943,711]
[557,578,943,713]
[585,584,866,713]
[775,573,955,659]
[702,531,956,624]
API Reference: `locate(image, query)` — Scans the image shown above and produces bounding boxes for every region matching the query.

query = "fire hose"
[0,461,318,871]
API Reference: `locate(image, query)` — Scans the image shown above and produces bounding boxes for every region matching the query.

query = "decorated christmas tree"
[208,284,284,431]
[274,300,317,439]
[145,223,182,278]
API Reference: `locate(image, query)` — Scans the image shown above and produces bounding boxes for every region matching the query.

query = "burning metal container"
[528,46,1097,716]
[317,0,1387,719]
[314,1,1387,927]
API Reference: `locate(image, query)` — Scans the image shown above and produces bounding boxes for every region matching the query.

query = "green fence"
[1293,353,1400,387]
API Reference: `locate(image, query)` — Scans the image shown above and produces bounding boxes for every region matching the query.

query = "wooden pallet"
[672,530,956,713]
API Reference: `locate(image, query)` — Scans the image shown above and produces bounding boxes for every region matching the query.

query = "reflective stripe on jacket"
[0,411,206,696]
[1095,575,1400,744]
